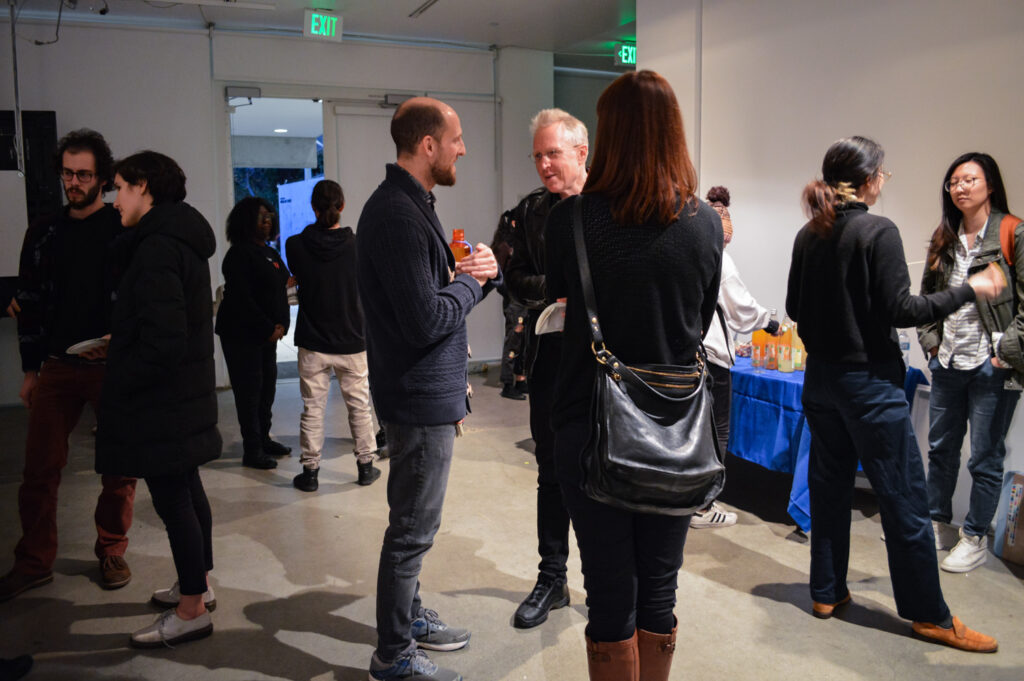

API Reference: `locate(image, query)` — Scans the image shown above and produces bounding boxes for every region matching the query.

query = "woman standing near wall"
[918,152,1023,573]
[786,136,1004,652]
[545,70,722,681]
[215,197,292,470]
[97,151,221,647]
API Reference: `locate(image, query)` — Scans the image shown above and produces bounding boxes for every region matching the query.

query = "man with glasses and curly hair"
[0,129,137,602]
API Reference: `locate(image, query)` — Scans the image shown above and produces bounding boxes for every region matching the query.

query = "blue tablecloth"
[727,357,928,532]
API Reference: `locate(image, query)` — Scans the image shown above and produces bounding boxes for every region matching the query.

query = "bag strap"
[1000,214,1020,267]
[571,195,709,400]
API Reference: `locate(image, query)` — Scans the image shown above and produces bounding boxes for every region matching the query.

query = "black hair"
[113,151,186,205]
[391,102,446,157]
[927,152,1010,270]
[55,128,115,192]
[706,186,730,207]
[801,136,884,236]
[310,179,344,229]
[226,196,274,244]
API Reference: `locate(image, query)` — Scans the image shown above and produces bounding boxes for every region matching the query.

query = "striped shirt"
[937,220,992,370]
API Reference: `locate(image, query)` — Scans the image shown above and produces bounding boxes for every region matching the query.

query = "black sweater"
[545,193,723,428]
[214,241,291,343]
[285,224,365,354]
[786,203,975,364]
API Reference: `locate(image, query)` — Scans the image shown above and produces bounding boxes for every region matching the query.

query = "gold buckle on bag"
[592,342,622,381]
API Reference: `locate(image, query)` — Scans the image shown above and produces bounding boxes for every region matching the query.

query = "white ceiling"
[17,0,637,56]
[229,97,324,138]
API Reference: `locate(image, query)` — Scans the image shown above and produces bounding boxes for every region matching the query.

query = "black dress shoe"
[357,460,382,486]
[293,467,319,492]
[242,451,277,469]
[513,577,569,629]
[500,384,526,401]
[263,439,292,457]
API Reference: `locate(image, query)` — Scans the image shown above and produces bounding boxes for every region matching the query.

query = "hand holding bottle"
[455,243,499,286]
[967,262,1006,300]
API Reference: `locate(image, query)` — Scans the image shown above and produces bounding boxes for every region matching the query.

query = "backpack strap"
[1000,213,1021,266]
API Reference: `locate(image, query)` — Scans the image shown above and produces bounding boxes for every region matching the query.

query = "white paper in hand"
[535,301,566,335]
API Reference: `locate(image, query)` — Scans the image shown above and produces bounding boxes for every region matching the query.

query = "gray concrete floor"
[1,368,1022,680]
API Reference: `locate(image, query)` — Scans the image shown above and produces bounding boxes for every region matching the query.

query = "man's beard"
[66,183,102,209]
[430,158,456,187]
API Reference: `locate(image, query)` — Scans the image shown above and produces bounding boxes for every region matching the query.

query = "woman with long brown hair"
[786,136,1003,653]
[544,70,722,681]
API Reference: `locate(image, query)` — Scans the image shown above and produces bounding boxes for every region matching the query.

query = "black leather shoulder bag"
[572,195,725,515]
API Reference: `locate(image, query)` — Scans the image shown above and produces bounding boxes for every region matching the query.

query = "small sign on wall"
[303,10,343,43]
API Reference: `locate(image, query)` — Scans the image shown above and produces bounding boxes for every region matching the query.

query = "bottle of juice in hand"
[449,229,472,262]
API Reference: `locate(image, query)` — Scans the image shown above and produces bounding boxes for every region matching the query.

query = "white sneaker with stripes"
[690,502,737,529]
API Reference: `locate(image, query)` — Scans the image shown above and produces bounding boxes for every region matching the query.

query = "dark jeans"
[500,299,527,386]
[375,422,456,662]
[529,335,570,581]
[803,357,949,624]
[708,362,732,456]
[221,337,278,455]
[554,421,690,642]
[16,359,136,575]
[926,357,1020,538]
[145,468,213,596]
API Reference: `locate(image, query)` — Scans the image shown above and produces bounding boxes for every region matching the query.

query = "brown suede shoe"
[812,593,851,619]
[912,616,998,653]
[0,569,53,602]
[100,555,132,590]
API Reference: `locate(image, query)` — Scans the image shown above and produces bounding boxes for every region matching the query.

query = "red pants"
[14,359,137,575]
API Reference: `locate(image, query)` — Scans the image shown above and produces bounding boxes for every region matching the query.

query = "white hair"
[529,108,588,148]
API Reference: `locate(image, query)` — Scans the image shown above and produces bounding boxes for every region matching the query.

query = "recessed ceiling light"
[274,128,288,133]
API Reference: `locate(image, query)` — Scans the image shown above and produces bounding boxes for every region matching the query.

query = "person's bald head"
[391,97,456,158]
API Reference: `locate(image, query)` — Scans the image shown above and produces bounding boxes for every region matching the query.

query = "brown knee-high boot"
[586,630,639,681]
[638,620,677,681]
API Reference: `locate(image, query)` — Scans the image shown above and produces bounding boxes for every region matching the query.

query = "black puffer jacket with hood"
[285,223,365,355]
[96,201,222,478]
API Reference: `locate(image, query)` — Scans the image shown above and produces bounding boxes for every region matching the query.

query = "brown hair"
[583,70,698,225]
[391,101,446,157]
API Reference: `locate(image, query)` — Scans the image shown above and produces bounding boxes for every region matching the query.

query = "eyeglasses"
[877,168,892,181]
[61,168,96,183]
[530,145,581,164]
[944,177,981,192]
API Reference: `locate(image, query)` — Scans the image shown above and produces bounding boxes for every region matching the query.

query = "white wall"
[0,22,556,403]
[638,0,1024,528]
[553,72,613,155]
[496,48,554,209]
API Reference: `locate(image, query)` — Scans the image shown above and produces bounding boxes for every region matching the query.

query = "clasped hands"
[455,243,499,287]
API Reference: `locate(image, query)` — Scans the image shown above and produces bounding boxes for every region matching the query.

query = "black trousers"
[708,362,732,456]
[529,335,571,580]
[146,468,213,596]
[499,299,527,386]
[221,337,278,456]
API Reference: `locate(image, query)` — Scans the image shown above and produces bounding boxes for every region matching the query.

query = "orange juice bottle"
[764,309,779,370]
[449,229,472,262]
[778,319,794,373]
[792,324,806,371]
[751,328,766,369]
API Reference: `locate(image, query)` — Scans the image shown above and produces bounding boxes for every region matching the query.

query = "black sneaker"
[358,460,382,486]
[513,577,569,629]
[500,384,526,401]
[263,439,292,457]
[242,451,277,469]
[293,467,319,492]
[369,649,461,680]
[411,608,470,651]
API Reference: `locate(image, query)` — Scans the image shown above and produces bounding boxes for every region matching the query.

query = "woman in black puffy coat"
[215,197,292,469]
[97,151,221,648]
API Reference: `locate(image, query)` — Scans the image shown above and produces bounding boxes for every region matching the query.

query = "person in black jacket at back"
[286,180,380,491]
[97,151,222,648]
[215,197,292,470]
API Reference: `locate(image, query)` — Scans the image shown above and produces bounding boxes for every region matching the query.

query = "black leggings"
[145,468,213,596]
[708,362,732,455]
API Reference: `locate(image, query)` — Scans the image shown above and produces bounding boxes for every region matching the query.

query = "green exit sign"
[303,10,343,43]
[614,42,637,66]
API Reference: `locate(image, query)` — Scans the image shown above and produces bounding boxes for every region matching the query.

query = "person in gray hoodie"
[286,180,379,491]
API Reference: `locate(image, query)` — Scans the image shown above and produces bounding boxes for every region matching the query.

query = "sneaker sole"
[940,556,986,573]
[416,635,471,652]
[513,595,570,629]
[0,573,54,602]
[130,622,214,649]
[100,575,132,590]
[150,596,217,612]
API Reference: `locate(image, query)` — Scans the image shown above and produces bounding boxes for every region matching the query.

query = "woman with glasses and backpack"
[918,153,1023,573]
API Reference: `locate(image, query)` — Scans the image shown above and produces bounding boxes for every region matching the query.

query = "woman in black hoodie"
[215,197,292,470]
[97,151,221,648]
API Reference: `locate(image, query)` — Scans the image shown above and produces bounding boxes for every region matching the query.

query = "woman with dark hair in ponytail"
[286,180,380,491]
[786,136,1004,652]
[215,196,292,470]
[918,153,1023,574]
